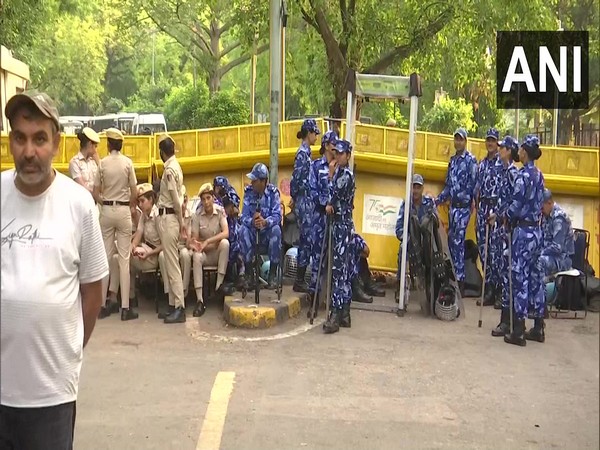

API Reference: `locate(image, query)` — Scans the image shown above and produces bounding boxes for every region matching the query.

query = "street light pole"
[269,0,282,185]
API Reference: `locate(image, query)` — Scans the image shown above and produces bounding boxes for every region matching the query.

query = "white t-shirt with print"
[1,169,109,408]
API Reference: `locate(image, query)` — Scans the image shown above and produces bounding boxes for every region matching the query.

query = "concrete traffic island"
[222,285,304,329]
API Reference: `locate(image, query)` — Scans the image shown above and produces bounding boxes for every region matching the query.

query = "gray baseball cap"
[5,90,60,130]
[412,174,424,185]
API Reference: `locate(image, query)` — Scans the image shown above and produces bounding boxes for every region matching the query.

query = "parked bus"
[116,112,138,135]
[132,113,168,135]
[89,114,118,133]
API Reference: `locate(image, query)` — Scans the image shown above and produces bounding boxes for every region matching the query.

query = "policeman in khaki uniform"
[129,183,169,318]
[69,127,100,195]
[156,134,187,324]
[93,128,138,320]
[178,185,192,297]
[189,183,229,317]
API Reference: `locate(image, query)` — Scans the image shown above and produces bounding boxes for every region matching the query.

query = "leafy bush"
[421,97,477,135]
[164,83,209,130]
[197,90,250,128]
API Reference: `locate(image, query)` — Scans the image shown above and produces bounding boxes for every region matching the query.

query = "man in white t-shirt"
[0,91,109,450]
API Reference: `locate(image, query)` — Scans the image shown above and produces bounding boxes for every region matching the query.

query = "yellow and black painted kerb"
[222,295,303,329]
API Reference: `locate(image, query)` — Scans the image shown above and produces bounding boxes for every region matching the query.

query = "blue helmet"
[485,128,500,140]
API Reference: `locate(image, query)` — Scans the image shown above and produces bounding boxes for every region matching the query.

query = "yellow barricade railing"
[1,117,598,187]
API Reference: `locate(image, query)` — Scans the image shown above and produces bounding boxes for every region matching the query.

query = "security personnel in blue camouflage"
[307,130,337,309]
[540,189,574,277]
[434,127,478,296]
[504,135,545,346]
[347,231,374,303]
[395,174,436,275]
[238,163,282,289]
[214,176,244,290]
[323,139,355,334]
[291,119,320,293]
[476,128,504,306]
[489,136,520,336]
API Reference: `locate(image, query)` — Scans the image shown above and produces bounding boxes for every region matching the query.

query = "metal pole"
[250,36,257,124]
[345,90,357,171]
[280,25,286,121]
[269,0,282,185]
[398,95,419,312]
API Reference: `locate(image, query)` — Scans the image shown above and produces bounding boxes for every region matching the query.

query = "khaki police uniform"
[130,203,167,300]
[191,203,229,300]
[157,149,186,309]
[95,128,137,308]
[177,204,192,296]
[69,127,100,192]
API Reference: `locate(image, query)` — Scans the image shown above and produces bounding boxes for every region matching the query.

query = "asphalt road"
[74,292,599,450]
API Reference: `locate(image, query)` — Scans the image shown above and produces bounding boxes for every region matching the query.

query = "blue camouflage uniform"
[541,192,574,276]
[476,128,503,288]
[329,140,356,311]
[348,232,367,282]
[238,164,283,265]
[214,176,242,267]
[291,119,320,269]
[395,176,435,278]
[435,128,478,282]
[495,136,520,309]
[308,131,337,294]
[506,136,546,320]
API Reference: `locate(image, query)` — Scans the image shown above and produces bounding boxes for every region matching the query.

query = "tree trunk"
[208,71,220,94]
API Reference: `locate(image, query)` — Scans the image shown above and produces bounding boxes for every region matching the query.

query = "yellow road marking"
[196,371,236,450]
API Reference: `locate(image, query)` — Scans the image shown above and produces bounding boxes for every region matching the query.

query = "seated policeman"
[189,183,229,317]
[177,185,192,297]
[238,163,283,289]
[129,183,168,319]
[540,188,574,277]
[395,174,436,274]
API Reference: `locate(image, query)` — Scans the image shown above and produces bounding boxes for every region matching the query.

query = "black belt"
[145,242,156,250]
[158,207,175,215]
[479,197,498,206]
[451,202,470,209]
[103,200,129,206]
[516,220,539,228]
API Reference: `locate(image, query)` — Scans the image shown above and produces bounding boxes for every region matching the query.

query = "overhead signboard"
[355,73,411,99]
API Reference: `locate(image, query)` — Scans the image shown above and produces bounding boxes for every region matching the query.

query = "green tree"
[164,83,210,130]
[197,90,250,127]
[421,97,477,135]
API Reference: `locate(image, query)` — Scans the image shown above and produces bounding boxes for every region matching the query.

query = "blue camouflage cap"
[498,135,519,151]
[301,119,321,135]
[486,128,499,140]
[322,130,338,145]
[334,139,352,153]
[521,134,540,151]
[543,188,552,202]
[246,162,269,181]
[453,127,468,140]
[412,174,424,185]
[213,176,229,188]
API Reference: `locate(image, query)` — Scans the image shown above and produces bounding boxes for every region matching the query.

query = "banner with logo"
[362,194,403,236]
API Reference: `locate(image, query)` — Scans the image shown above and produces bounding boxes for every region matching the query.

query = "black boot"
[158,305,175,319]
[98,305,111,319]
[323,309,342,334]
[293,265,309,292]
[363,278,385,297]
[352,278,373,303]
[121,308,139,321]
[491,308,510,337]
[476,284,496,306]
[493,286,503,310]
[504,311,526,346]
[340,304,351,328]
[193,301,206,317]
[109,300,120,314]
[164,307,186,323]
[525,318,545,343]
[266,263,279,290]
[458,281,465,298]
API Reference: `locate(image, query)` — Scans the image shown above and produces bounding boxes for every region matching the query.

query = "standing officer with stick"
[434,128,478,297]
[291,119,320,293]
[156,135,187,324]
[323,139,355,334]
[93,128,138,320]
[475,128,503,307]
[488,136,519,336]
[504,135,545,346]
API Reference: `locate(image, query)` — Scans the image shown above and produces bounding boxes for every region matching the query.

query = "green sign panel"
[355,74,411,99]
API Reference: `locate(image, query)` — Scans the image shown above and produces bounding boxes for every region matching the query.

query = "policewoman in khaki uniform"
[156,134,187,324]
[130,183,169,317]
[190,183,229,317]
[178,185,192,297]
[93,128,137,319]
[69,127,100,194]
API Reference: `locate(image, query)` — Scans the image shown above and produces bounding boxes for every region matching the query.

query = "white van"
[132,113,167,135]
[116,112,138,135]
